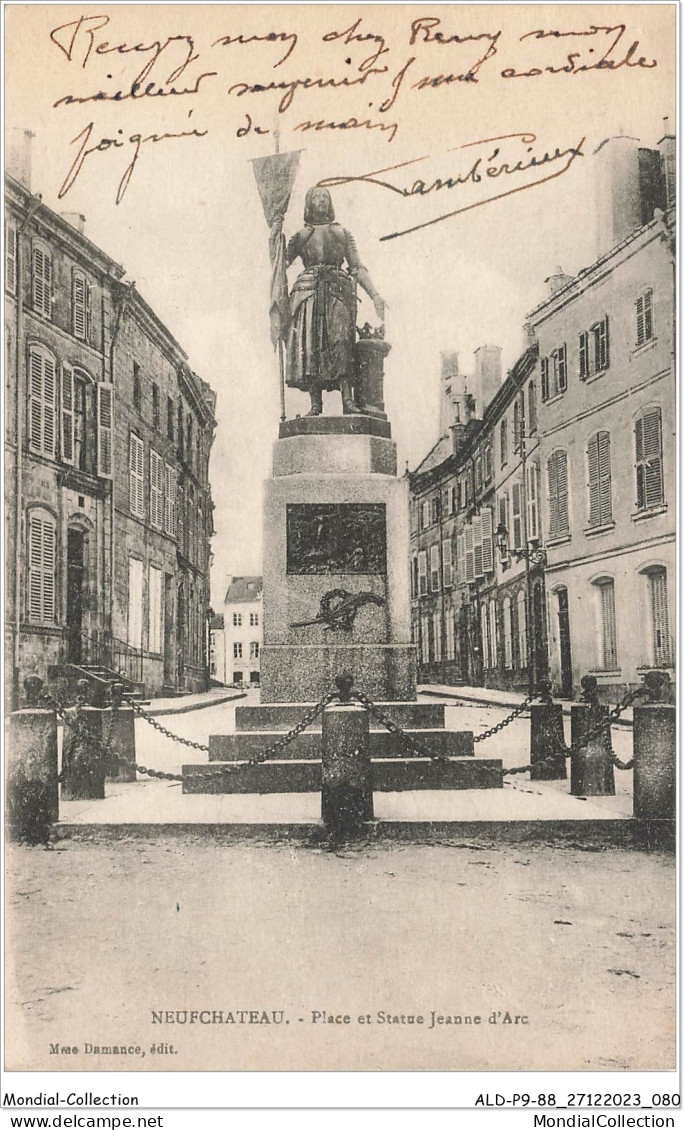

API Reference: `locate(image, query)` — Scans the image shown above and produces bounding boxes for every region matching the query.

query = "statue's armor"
[287,224,362,272]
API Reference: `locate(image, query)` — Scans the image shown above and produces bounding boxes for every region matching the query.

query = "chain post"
[7,677,59,843]
[570,675,615,797]
[530,682,567,781]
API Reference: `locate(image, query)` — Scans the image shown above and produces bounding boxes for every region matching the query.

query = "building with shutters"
[222,576,263,686]
[529,130,675,700]
[4,148,216,706]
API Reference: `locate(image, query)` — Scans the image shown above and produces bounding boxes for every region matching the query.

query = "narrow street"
[6,692,674,1074]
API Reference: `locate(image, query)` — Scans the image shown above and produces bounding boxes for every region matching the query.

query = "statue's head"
[304,186,335,225]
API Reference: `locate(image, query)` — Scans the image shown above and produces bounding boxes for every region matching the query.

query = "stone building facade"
[222,576,263,686]
[409,126,675,700]
[5,153,216,705]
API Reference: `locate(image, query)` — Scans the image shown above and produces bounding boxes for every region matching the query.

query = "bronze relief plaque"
[286,504,387,575]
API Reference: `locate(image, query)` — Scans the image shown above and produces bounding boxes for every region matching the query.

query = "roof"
[412,434,453,476]
[224,576,263,604]
[209,613,225,630]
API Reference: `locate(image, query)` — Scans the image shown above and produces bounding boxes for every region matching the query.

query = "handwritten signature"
[319,132,586,240]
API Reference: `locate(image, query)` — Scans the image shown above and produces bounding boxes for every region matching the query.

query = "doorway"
[556,586,574,697]
[532,579,548,687]
[66,529,85,663]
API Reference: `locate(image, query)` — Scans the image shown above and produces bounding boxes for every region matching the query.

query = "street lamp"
[495,523,547,567]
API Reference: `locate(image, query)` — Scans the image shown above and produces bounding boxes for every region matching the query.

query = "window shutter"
[600,581,618,668]
[512,483,522,549]
[42,355,57,456]
[456,534,465,585]
[465,524,475,582]
[430,543,440,591]
[481,507,494,573]
[29,349,44,451]
[541,357,549,402]
[73,272,87,339]
[60,364,74,464]
[588,434,600,525]
[164,464,177,536]
[5,221,18,294]
[636,294,645,346]
[473,515,483,578]
[597,431,612,523]
[649,570,672,667]
[527,463,540,540]
[513,400,520,450]
[96,383,114,477]
[643,291,653,341]
[528,381,537,432]
[579,332,588,379]
[86,284,93,341]
[489,599,498,667]
[548,454,559,538]
[129,433,144,517]
[558,344,568,391]
[480,602,489,667]
[33,243,52,317]
[503,598,513,668]
[28,513,56,622]
[548,451,569,538]
[517,590,527,667]
[442,539,453,587]
[636,410,663,510]
[599,316,609,370]
[149,450,163,529]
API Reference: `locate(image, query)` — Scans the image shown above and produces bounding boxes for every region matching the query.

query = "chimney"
[7,128,34,191]
[473,345,502,414]
[451,421,466,457]
[544,267,574,296]
[594,135,643,257]
[522,322,537,349]
[60,212,86,234]
[439,351,461,434]
[659,117,675,211]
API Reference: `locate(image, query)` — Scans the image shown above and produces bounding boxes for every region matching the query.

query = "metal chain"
[127,698,212,752]
[472,693,538,744]
[351,689,442,760]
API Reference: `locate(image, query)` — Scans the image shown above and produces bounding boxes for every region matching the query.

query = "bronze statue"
[276,187,385,416]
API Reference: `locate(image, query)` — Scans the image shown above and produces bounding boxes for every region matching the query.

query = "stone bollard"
[633,673,675,839]
[570,676,615,796]
[321,675,373,836]
[61,681,108,801]
[106,683,137,782]
[7,677,58,844]
[530,680,567,781]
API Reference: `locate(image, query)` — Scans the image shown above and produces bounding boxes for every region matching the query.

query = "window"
[133,364,142,411]
[73,375,87,471]
[528,380,537,433]
[430,543,440,592]
[149,565,163,653]
[442,539,453,588]
[164,464,177,535]
[541,345,567,401]
[129,433,144,518]
[635,408,664,510]
[594,577,618,669]
[28,345,57,457]
[473,515,483,578]
[503,597,513,668]
[28,510,56,623]
[456,534,466,585]
[60,364,75,465]
[464,524,474,583]
[150,450,163,530]
[186,415,193,468]
[579,317,610,379]
[547,451,569,538]
[97,383,114,478]
[517,590,527,667]
[421,500,429,530]
[250,641,260,660]
[418,550,428,596]
[177,404,184,457]
[489,599,498,668]
[498,494,509,560]
[412,557,419,598]
[167,397,174,440]
[72,270,90,341]
[587,432,612,527]
[177,485,185,552]
[445,485,456,515]
[127,557,144,650]
[6,220,18,294]
[250,611,259,626]
[32,241,52,318]
[151,383,160,429]
[474,453,483,493]
[500,419,508,467]
[483,442,492,483]
[445,611,455,661]
[233,642,243,659]
[513,396,525,451]
[430,495,440,525]
[527,462,540,541]
[646,568,673,667]
[481,601,490,667]
[233,612,242,627]
[512,483,522,550]
[431,611,441,662]
[636,289,654,346]
[420,615,430,665]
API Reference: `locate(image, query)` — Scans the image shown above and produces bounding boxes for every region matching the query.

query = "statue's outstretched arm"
[356,267,386,322]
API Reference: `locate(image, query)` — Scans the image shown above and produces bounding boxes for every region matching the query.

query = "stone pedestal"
[260,416,416,704]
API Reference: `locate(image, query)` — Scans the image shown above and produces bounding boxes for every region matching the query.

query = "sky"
[4,4,675,605]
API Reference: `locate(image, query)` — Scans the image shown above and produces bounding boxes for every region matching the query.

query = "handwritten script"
[46,11,658,225]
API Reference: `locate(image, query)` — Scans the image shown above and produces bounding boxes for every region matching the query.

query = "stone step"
[182,757,503,794]
[234,702,446,732]
[209,729,474,762]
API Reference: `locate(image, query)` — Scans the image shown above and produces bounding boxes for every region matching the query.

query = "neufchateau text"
[151,1008,528,1027]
